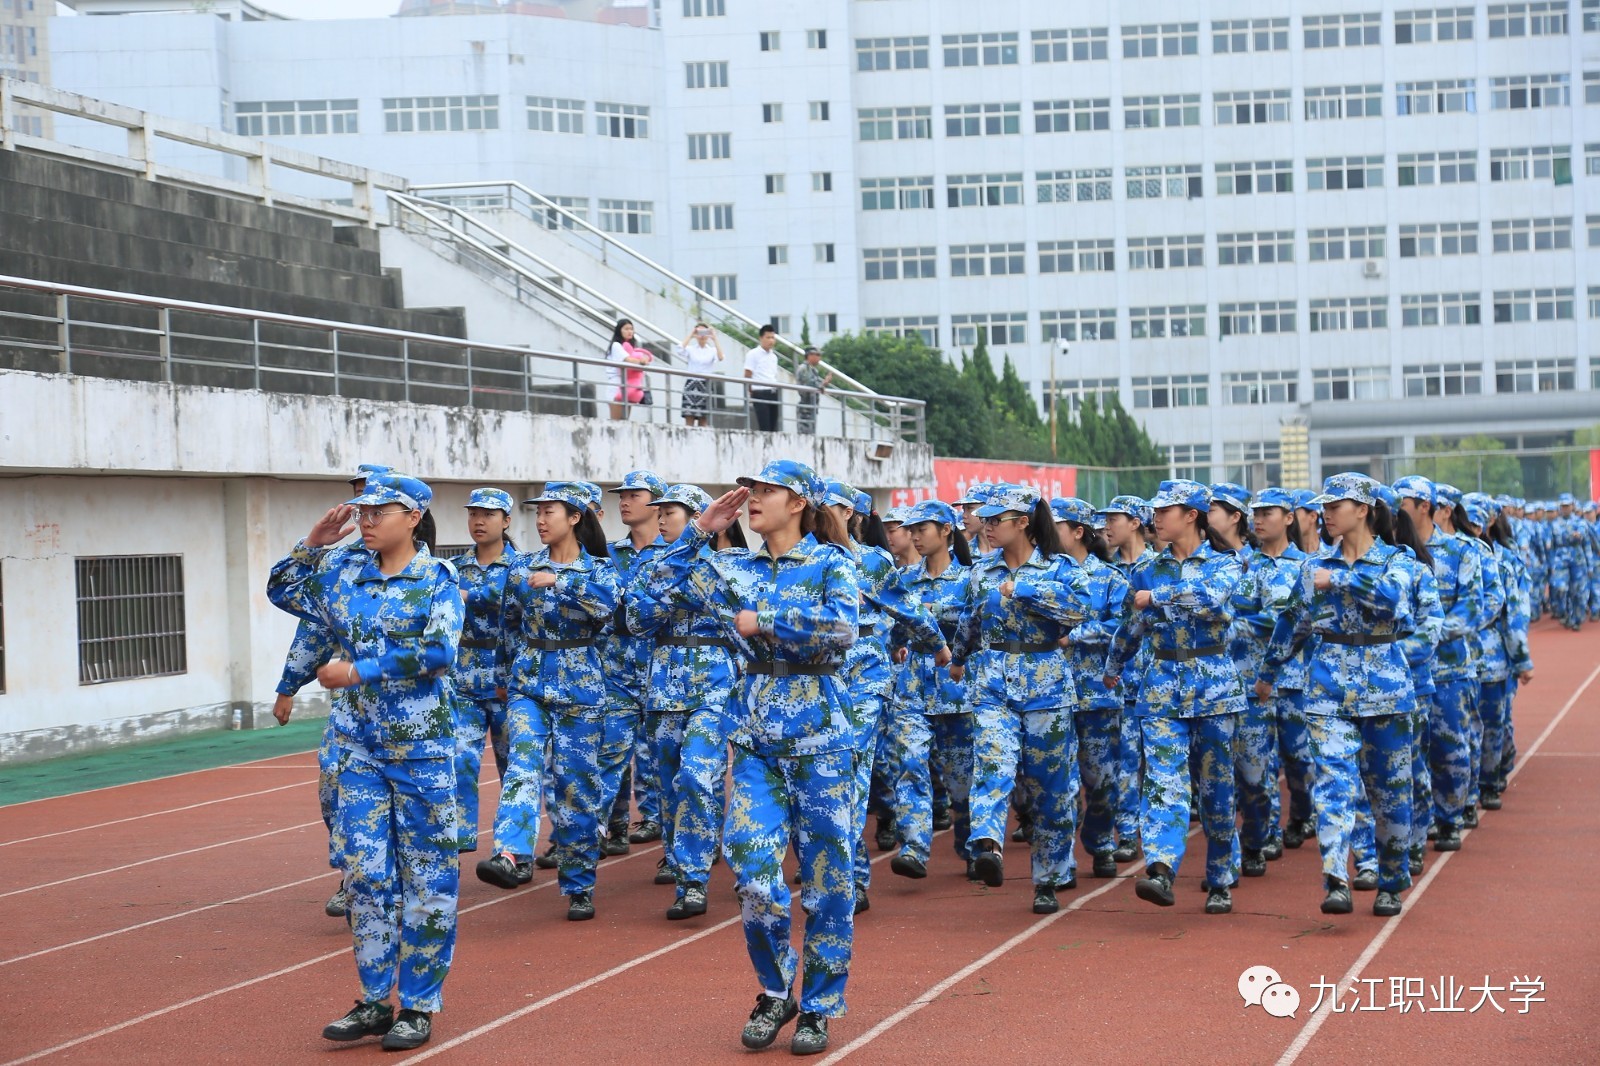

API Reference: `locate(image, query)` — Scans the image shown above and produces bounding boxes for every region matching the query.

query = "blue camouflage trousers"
[1548,550,1584,626]
[1465,681,1487,810]
[337,748,458,1013]
[318,719,343,871]
[493,696,604,895]
[452,696,508,852]
[646,712,689,862]
[634,712,662,824]
[971,702,1079,888]
[849,695,886,890]
[1140,715,1240,888]
[667,704,731,888]
[891,710,975,865]
[1114,705,1142,844]
[1429,679,1477,829]
[1410,708,1433,854]
[1074,707,1121,862]
[724,744,856,1017]
[1308,712,1414,894]
[1478,677,1516,795]
[1351,784,1378,877]
[599,703,641,831]
[1275,692,1315,829]
[1234,700,1279,853]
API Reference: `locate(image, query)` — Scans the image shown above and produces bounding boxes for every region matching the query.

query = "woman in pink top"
[607,319,654,420]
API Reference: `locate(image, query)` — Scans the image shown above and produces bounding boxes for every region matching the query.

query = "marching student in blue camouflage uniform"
[1463,494,1534,814]
[888,499,976,880]
[622,483,740,919]
[267,471,464,1051]
[954,483,1089,915]
[1259,473,1417,918]
[476,482,619,923]
[1098,495,1155,863]
[1447,492,1505,830]
[643,460,859,1055]
[1104,480,1245,916]
[1052,497,1129,880]
[448,488,521,854]
[1548,494,1589,630]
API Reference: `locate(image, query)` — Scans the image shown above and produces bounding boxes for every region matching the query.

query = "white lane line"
[1271,658,1600,1066]
[0,780,318,848]
[0,845,662,1066]
[0,745,323,811]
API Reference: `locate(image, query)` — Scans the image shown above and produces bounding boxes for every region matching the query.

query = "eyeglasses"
[981,515,1023,526]
[355,506,409,525]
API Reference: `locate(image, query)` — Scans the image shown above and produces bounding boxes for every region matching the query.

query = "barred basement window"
[76,555,188,684]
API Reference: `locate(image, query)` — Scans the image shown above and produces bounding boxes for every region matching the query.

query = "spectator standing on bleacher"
[744,324,782,432]
[677,322,723,428]
[795,348,833,435]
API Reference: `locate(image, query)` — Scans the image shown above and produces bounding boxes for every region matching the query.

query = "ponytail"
[858,511,891,553]
[567,503,610,560]
[1390,505,1435,569]
[1487,513,1514,549]
[1451,503,1471,534]
[949,525,974,567]
[1193,508,1233,554]
[1370,500,1392,540]
[1027,500,1062,558]
[718,520,750,551]
[1070,522,1113,563]
[416,510,438,555]
[1285,510,1305,551]
[801,502,851,548]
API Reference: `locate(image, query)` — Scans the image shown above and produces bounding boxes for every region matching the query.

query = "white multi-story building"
[42,0,1600,482]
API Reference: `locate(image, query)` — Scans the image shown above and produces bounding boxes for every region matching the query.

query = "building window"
[688,203,734,231]
[1397,149,1477,185]
[815,313,839,334]
[950,313,1027,347]
[946,102,1022,137]
[1219,302,1298,339]
[1124,93,1201,129]
[236,99,359,137]
[948,172,1024,207]
[768,316,792,335]
[1134,375,1208,407]
[1491,216,1572,252]
[762,102,784,123]
[1492,287,1575,322]
[1488,2,1568,37]
[1304,84,1383,120]
[1307,155,1384,190]
[807,28,828,49]
[1032,27,1109,63]
[686,132,732,160]
[1033,98,1110,133]
[860,175,935,210]
[535,195,589,230]
[1213,89,1291,125]
[857,106,932,141]
[1309,225,1386,260]
[1217,230,1294,265]
[1396,79,1477,115]
[1127,235,1204,270]
[767,245,788,265]
[862,246,937,281]
[759,30,781,51]
[1041,309,1117,342]
[1216,160,1293,195]
[765,173,785,194]
[1223,441,1283,486]
[382,95,498,133]
[1586,143,1600,175]
[1395,7,1475,43]
[527,96,583,134]
[1167,443,1213,481]
[1310,297,1389,332]
[1399,221,1478,257]
[1313,366,1391,401]
[942,31,1019,67]
[950,242,1026,277]
[594,101,649,139]
[1587,0,1600,31]
[855,36,929,71]
[811,171,833,192]
[75,555,188,685]
[598,198,653,234]
[692,274,738,301]
[1496,358,1577,393]
[815,243,836,264]
[1213,18,1289,53]
[1491,73,1571,109]
[1405,362,1485,396]
[682,0,725,15]
[1304,12,1382,48]
[1037,168,1111,203]
[809,101,831,121]
[1401,293,1481,327]
[1038,239,1114,274]
[1130,306,1206,339]
[1589,72,1600,104]
[1126,164,1202,200]
[1121,22,1200,58]
[1590,214,1600,246]
[1052,378,1122,415]
[1490,145,1572,182]
[1223,371,1298,407]
[864,316,940,347]
[684,61,729,89]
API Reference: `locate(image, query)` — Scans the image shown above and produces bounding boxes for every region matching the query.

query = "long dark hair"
[1068,522,1113,563]
[1025,500,1062,558]
[949,525,974,567]
[1484,513,1514,549]
[608,319,634,351]
[1387,504,1435,569]
[852,511,892,552]
[1193,508,1234,554]
[1450,502,1471,534]
[1215,503,1259,550]
[801,502,851,547]
[559,502,609,559]
[1284,510,1305,550]
[717,520,750,551]
[416,510,438,555]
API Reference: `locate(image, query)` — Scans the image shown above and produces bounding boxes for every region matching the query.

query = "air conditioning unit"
[1362,260,1383,279]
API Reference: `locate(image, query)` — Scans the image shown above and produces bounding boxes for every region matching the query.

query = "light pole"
[1050,339,1069,460]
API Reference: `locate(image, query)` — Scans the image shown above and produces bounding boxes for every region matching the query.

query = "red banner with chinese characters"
[1590,449,1599,502]
[887,458,1078,509]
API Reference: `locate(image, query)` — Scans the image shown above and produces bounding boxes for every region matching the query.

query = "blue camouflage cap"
[1210,482,1253,518]
[976,482,1041,519]
[648,482,712,514]
[1252,487,1296,511]
[611,470,669,498]
[1290,488,1323,514]
[949,507,967,531]
[349,470,433,511]
[1462,491,1495,528]
[465,487,514,514]
[524,481,594,511]
[1372,483,1400,511]
[1149,479,1212,511]
[1050,496,1097,525]
[822,479,858,510]
[1433,482,1463,507]
[954,481,995,506]
[853,489,873,515]
[350,462,392,485]
[577,482,605,511]
[737,459,827,508]
[1312,472,1380,506]
[1390,475,1435,508]
[1097,495,1146,520]
[904,499,958,527]
[882,505,913,525]
[1557,492,1577,506]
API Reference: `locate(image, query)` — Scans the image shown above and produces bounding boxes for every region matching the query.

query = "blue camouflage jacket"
[449,543,521,701]
[1063,553,1129,713]
[601,535,664,709]
[276,617,337,697]
[955,546,1089,712]
[897,556,973,716]
[623,539,739,717]
[1396,548,1443,698]
[1493,541,1534,677]
[1111,547,1157,702]
[502,546,619,717]
[848,543,943,710]
[1427,528,1482,684]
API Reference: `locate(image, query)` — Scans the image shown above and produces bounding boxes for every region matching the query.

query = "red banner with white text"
[1590,449,1599,502]
[887,458,1078,510]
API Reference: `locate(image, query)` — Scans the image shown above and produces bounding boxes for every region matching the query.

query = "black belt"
[528,638,594,651]
[858,624,877,636]
[459,637,497,650]
[1153,644,1225,662]
[747,661,838,677]
[986,640,1058,654]
[656,635,734,651]
[1321,633,1399,646]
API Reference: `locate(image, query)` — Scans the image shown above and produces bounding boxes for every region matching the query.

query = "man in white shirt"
[743,324,781,432]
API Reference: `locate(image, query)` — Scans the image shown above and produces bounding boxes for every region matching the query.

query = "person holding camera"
[678,322,723,428]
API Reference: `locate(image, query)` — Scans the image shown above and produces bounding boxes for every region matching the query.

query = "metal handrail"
[0,273,927,443]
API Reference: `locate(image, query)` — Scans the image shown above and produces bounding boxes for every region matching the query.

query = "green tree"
[997,354,1042,429]
[1412,434,1523,495]
[799,315,812,348]
[821,332,990,457]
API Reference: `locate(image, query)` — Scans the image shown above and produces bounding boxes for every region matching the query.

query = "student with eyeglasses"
[267,471,464,1051]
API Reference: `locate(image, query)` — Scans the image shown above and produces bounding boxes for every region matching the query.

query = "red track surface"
[3,621,1595,1065]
